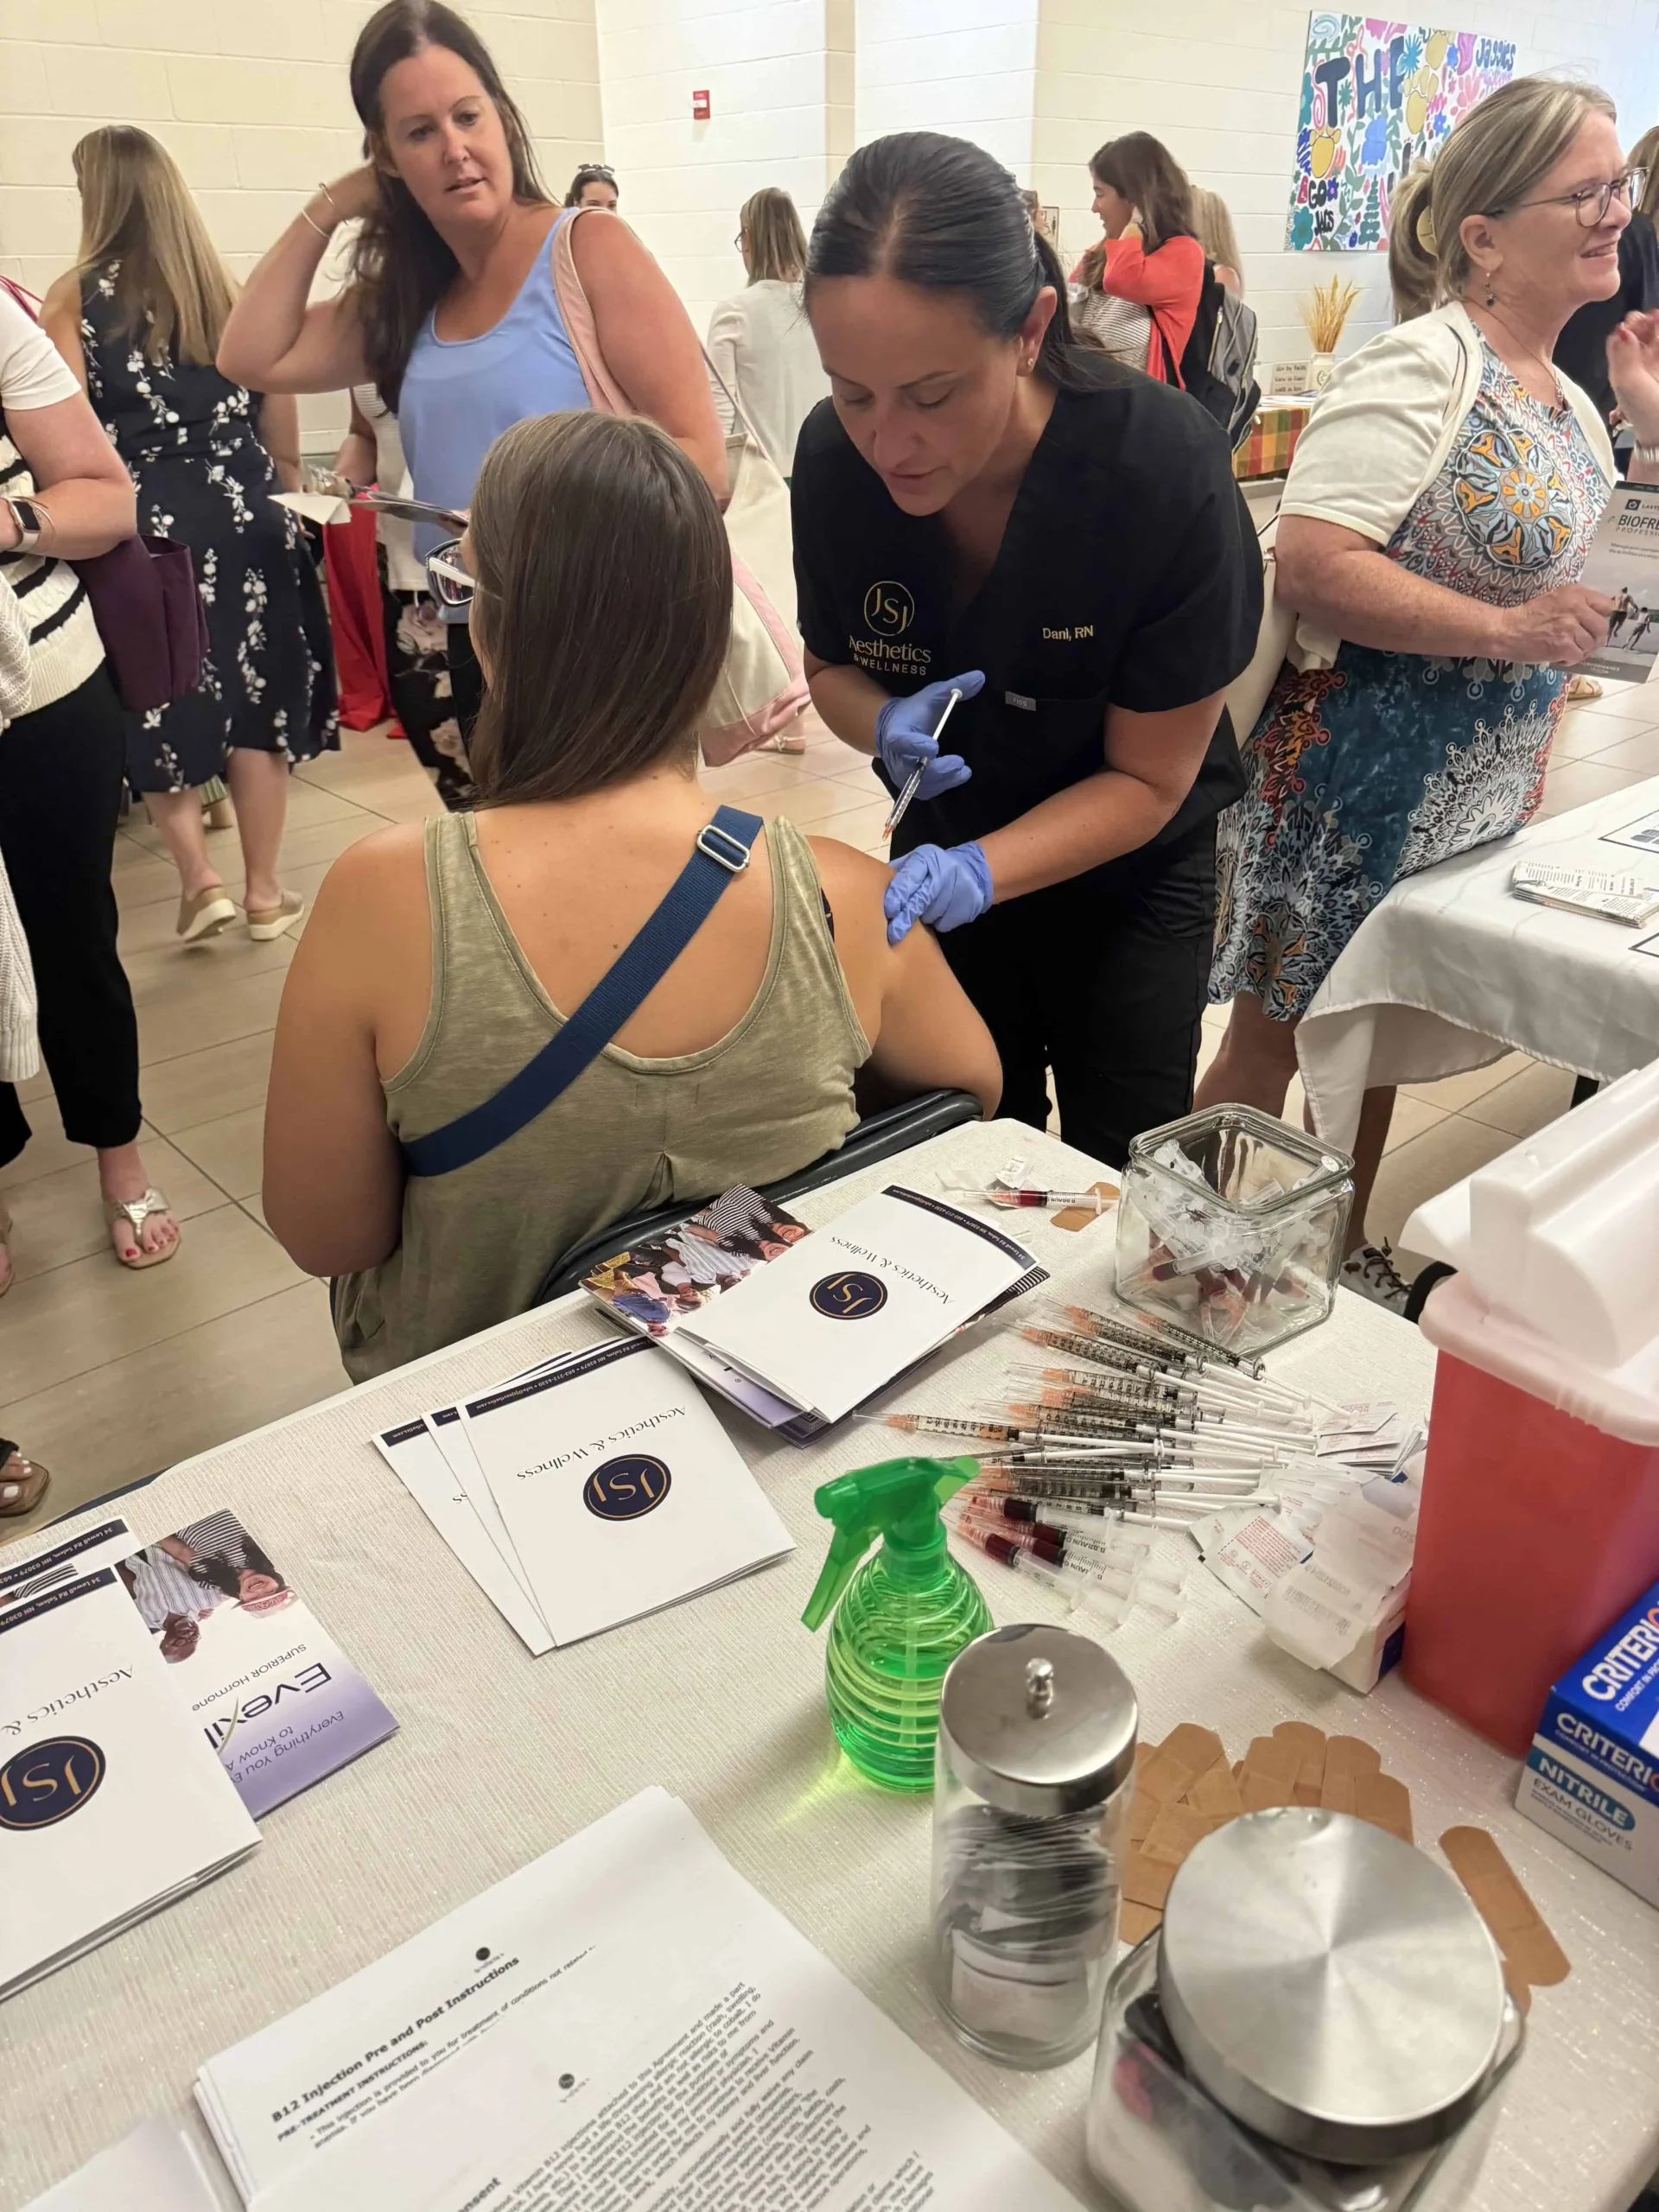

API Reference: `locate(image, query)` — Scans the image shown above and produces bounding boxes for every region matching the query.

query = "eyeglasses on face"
[426,537,474,609]
[1503,168,1648,226]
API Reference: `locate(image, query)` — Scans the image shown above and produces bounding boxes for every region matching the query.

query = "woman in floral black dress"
[42,126,337,944]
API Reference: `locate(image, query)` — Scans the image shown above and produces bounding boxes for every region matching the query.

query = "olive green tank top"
[332,811,869,1381]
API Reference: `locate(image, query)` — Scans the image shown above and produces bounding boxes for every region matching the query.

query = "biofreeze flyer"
[1577,486,1659,682]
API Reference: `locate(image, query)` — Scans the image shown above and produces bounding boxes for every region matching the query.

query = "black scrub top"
[1555,212,1659,426]
[791,366,1262,885]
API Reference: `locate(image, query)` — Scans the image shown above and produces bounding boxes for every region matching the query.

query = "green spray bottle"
[801,1456,993,1793]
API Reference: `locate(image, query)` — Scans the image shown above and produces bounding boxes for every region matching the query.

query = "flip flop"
[104,1186,181,1271]
[0,1441,50,1517]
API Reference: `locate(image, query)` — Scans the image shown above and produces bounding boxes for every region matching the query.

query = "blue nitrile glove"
[884,842,994,944]
[874,670,985,799]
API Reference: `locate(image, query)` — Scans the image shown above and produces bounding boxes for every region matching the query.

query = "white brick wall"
[596,0,839,341]
[1031,0,1659,383]
[854,0,1040,178]
[0,0,602,447]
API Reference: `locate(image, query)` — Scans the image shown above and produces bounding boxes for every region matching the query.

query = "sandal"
[0,1440,50,1518]
[177,883,237,943]
[245,889,306,942]
[104,1186,181,1271]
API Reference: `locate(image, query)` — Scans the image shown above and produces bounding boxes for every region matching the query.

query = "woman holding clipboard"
[791,132,1261,1166]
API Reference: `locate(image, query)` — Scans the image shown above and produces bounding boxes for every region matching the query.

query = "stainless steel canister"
[931,1623,1138,2069]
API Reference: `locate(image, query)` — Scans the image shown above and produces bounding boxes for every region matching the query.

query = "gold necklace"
[1470,302,1563,407]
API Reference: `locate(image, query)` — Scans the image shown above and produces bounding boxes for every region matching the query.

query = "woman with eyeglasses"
[564,164,619,212]
[218,0,721,807]
[1202,76,1659,1313]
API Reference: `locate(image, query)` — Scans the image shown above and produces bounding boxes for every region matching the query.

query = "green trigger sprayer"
[801,1456,993,1793]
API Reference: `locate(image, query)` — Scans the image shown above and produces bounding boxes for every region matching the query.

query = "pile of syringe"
[860,1295,1351,1635]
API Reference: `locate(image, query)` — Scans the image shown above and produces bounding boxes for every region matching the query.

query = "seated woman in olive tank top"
[264,410,1001,1380]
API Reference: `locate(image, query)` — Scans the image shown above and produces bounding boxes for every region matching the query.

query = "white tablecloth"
[4,1119,1656,2212]
[1299,775,1659,1149]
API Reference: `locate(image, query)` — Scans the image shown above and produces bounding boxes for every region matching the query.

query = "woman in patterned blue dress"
[41,127,337,946]
[1200,78,1659,1308]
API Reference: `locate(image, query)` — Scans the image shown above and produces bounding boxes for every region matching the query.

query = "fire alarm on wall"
[692,88,710,119]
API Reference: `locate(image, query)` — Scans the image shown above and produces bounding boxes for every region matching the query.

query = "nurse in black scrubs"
[792,132,1261,1166]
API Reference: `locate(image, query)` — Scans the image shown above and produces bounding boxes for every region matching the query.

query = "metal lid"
[1159,1809,1509,2165]
[938,1624,1138,1816]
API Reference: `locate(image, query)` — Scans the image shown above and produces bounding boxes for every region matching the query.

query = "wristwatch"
[0,494,48,554]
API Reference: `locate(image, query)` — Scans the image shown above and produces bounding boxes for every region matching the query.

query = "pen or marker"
[884,686,963,836]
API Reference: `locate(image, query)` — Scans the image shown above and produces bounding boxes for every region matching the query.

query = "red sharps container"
[1402,1064,1659,1755]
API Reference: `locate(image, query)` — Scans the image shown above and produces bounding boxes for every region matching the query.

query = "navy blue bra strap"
[402,805,764,1178]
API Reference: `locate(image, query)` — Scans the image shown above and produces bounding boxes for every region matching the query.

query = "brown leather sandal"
[0,1441,50,1517]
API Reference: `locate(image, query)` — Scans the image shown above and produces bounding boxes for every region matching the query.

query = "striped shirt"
[126,1546,229,1634]
[0,289,105,714]
[175,1509,258,1571]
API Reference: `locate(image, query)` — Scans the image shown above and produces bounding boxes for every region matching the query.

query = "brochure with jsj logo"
[114,1510,398,1820]
[459,1339,792,1646]
[0,1527,259,2001]
[679,1185,1046,1423]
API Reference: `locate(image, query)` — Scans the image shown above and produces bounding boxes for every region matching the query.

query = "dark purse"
[73,534,208,714]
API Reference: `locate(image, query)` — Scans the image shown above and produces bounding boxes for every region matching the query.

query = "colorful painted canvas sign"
[1287,16,1516,251]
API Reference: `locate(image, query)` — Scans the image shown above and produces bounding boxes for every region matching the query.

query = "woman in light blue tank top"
[218,0,726,805]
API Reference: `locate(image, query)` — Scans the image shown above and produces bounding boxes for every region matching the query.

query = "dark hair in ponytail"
[804,130,1115,395]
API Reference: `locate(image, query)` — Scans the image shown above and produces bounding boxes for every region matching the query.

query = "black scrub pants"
[937,816,1217,1173]
[0,667,142,1172]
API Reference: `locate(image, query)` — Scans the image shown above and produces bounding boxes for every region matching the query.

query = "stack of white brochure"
[197,1787,1082,2210]
[375,1339,791,1650]
[23,2117,220,2211]
[0,1525,260,2000]
[681,1184,1046,1424]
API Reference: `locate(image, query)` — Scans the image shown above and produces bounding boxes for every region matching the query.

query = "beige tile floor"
[2,686,1654,1542]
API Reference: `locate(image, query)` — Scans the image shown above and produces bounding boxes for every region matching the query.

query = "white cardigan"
[0,574,39,1084]
[1279,302,1616,666]
[705,280,830,476]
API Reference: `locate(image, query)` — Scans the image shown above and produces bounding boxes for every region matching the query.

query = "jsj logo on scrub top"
[582,1454,672,1521]
[0,1736,105,1829]
[810,1270,889,1320]
[862,580,915,636]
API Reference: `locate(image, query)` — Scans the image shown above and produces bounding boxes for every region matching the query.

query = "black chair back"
[534,1088,982,1306]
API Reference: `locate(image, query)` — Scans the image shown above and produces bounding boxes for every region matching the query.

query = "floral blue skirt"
[1210,645,1564,1020]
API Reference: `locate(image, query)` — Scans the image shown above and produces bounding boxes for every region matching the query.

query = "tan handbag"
[550,213,810,765]
[1223,515,1295,743]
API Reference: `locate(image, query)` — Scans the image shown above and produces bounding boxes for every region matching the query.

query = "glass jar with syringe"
[1115,1106,1355,1358]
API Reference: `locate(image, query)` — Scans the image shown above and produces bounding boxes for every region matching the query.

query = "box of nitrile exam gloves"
[1516,1578,1659,1909]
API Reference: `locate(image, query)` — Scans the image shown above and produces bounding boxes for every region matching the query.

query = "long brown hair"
[1079,131,1195,285]
[72,125,237,366]
[741,188,807,283]
[467,413,733,806]
[346,0,549,408]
